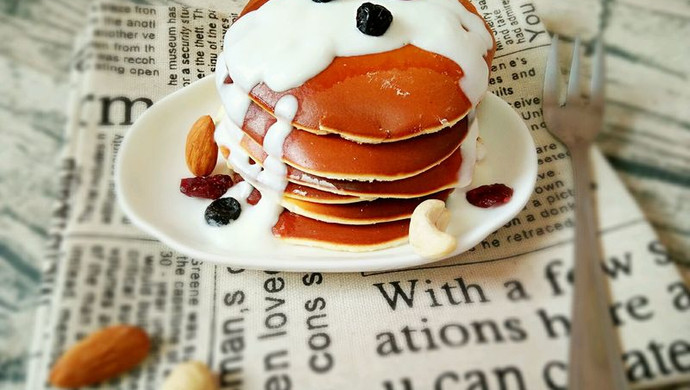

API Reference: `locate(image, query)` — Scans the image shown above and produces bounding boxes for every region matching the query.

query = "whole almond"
[186,115,218,176]
[49,325,150,388]
[162,361,217,390]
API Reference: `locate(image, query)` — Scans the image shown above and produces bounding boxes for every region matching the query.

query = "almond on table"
[49,325,150,388]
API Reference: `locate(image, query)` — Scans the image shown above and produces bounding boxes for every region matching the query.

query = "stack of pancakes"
[217,0,496,251]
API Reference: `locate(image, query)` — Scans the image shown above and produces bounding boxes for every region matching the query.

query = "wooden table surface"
[1,0,688,388]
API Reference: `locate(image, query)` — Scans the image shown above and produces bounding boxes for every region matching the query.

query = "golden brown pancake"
[287,151,463,198]
[284,183,364,204]
[239,136,464,199]
[282,190,451,225]
[272,211,410,251]
[233,0,496,144]
[242,102,468,180]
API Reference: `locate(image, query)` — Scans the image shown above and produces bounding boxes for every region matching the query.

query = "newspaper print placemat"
[25,1,690,389]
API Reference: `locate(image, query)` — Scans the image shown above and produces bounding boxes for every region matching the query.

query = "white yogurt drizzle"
[215,56,252,129]
[209,180,283,252]
[214,116,287,245]
[222,0,493,105]
[456,112,479,189]
[257,95,298,192]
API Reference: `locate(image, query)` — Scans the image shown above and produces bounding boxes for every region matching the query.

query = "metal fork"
[543,36,629,390]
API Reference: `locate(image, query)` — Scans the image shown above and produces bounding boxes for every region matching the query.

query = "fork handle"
[568,145,630,390]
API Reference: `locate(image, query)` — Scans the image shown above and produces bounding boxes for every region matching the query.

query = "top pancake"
[235,0,496,144]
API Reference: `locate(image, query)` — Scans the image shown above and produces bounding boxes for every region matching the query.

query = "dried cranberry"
[247,188,262,205]
[223,75,233,84]
[231,172,244,184]
[356,3,393,37]
[205,197,241,226]
[180,175,235,200]
[466,184,513,208]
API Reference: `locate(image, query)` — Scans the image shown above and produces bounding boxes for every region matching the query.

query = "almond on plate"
[186,115,218,176]
[49,325,150,388]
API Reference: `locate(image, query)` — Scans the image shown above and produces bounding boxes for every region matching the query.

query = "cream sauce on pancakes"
[457,111,479,188]
[214,109,294,249]
[211,0,491,249]
[256,95,297,192]
[223,0,493,105]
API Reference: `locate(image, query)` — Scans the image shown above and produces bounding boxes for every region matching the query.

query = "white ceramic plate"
[116,76,536,272]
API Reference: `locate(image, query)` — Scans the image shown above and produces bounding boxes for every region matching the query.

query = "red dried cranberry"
[466,184,513,208]
[180,175,235,200]
[223,75,233,84]
[231,172,244,184]
[247,188,262,205]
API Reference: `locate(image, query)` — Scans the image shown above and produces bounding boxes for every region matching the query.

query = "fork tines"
[544,35,605,109]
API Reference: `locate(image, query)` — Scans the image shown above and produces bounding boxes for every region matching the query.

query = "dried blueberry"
[205,197,242,226]
[356,3,393,37]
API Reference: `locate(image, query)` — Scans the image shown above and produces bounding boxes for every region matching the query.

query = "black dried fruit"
[312,0,333,3]
[356,3,393,37]
[205,197,242,226]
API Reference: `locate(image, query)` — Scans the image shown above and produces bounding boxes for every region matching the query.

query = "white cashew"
[409,199,457,258]
[161,361,217,390]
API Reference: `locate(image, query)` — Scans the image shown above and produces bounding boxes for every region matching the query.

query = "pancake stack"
[214,0,496,251]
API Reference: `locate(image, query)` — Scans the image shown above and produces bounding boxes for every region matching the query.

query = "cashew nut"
[161,361,217,390]
[409,199,457,258]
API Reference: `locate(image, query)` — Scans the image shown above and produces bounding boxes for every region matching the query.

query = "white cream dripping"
[257,95,298,192]
[214,116,288,247]
[456,112,479,189]
[222,0,493,105]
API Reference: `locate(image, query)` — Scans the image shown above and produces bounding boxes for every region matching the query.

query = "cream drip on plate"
[216,50,303,237]
[222,0,493,105]
[214,116,287,247]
